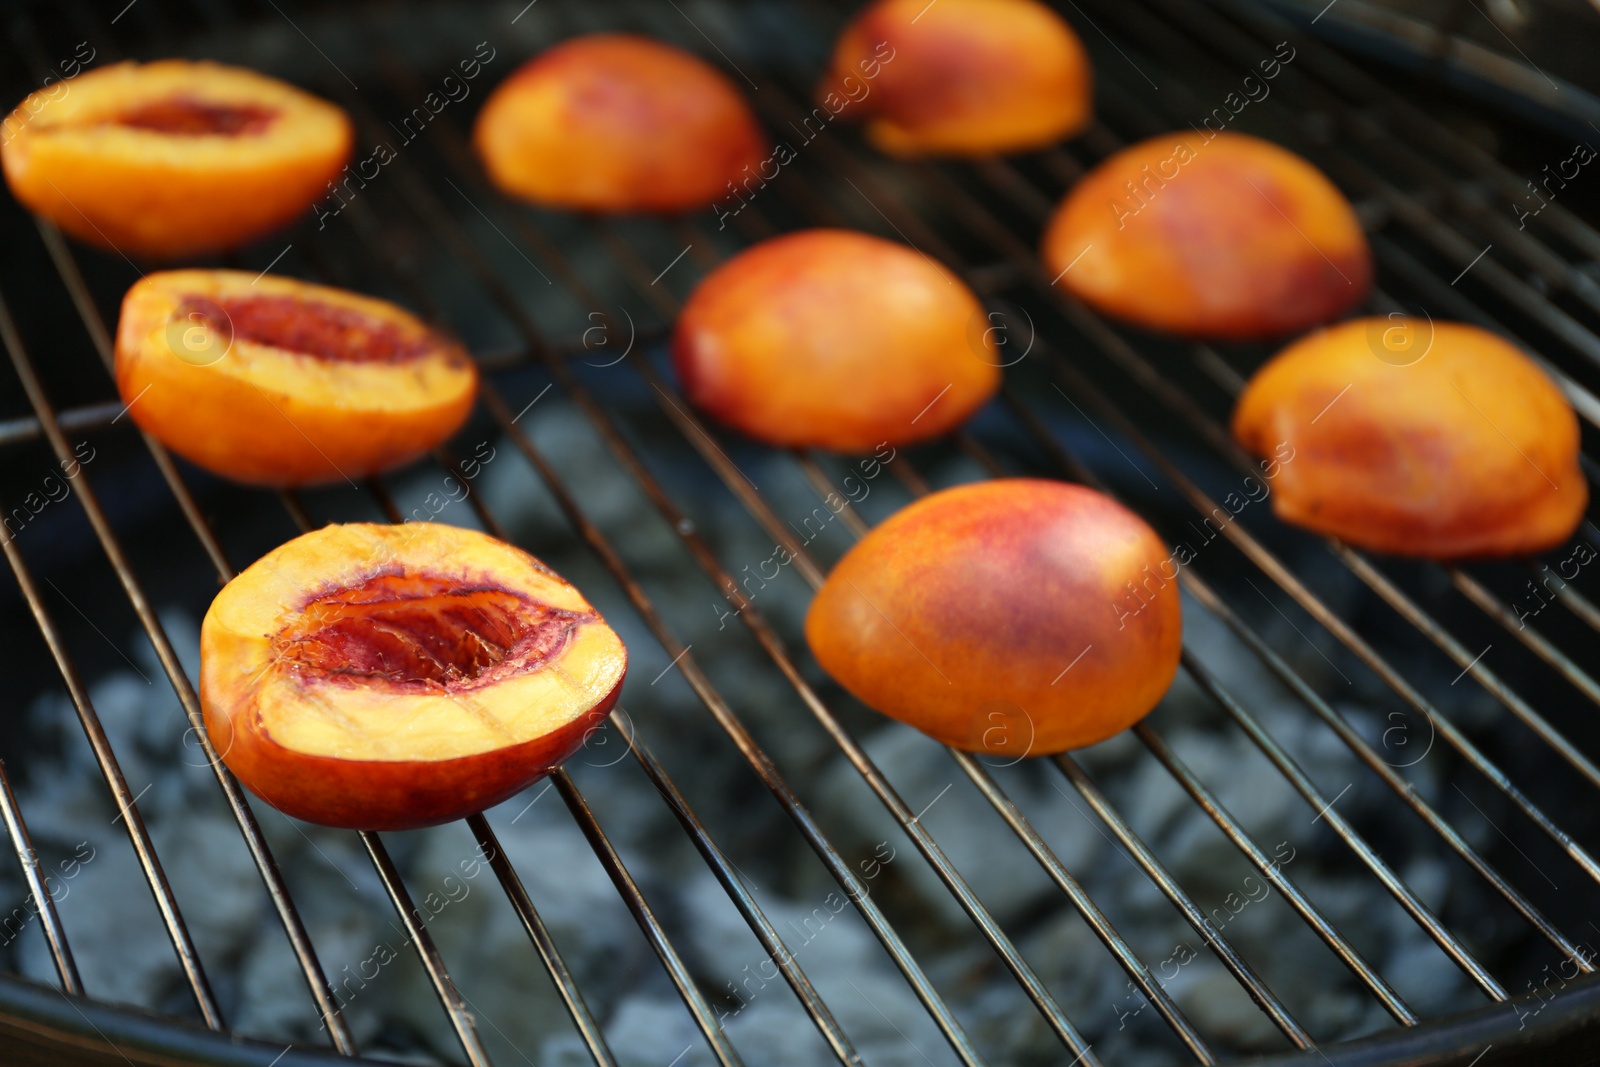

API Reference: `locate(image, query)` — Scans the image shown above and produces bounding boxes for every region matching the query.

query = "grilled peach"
[114,270,477,487]
[1,60,351,260]
[673,229,999,451]
[820,0,1092,157]
[474,34,765,213]
[1233,318,1587,559]
[1043,132,1371,339]
[201,523,627,831]
[806,480,1181,755]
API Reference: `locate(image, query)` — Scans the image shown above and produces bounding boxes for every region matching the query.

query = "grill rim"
[3,0,1600,1065]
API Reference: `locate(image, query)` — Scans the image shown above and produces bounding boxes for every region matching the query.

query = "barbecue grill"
[3,1,1600,1064]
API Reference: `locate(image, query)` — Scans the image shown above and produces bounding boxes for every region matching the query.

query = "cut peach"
[1233,318,1587,559]
[819,0,1092,157]
[1043,132,1371,339]
[201,522,628,831]
[114,270,477,487]
[673,229,999,451]
[805,480,1181,755]
[473,34,766,213]
[2,60,351,260]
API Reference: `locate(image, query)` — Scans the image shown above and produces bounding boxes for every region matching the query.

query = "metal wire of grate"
[2,1,1600,1065]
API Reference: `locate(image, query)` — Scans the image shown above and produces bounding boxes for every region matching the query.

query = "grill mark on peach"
[208,294,439,364]
[273,574,593,694]
[114,96,279,136]
[441,690,519,745]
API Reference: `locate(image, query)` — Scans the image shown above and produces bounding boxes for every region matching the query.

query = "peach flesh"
[210,295,438,364]
[114,96,279,136]
[275,573,591,694]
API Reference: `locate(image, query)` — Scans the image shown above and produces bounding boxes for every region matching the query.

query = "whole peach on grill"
[805,479,1182,756]
[819,0,1093,157]
[200,522,628,831]
[1233,317,1587,559]
[473,33,766,213]
[1043,131,1371,339]
[673,228,1000,451]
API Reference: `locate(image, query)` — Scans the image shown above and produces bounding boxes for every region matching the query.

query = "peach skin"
[1232,318,1587,559]
[201,522,629,831]
[673,229,1000,451]
[114,270,477,487]
[819,0,1092,157]
[805,479,1182,756]
[1043,132,1371,339]
[473,33,766,213]
[2,60,351,260]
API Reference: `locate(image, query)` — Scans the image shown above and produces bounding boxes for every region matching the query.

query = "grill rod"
[0,738,80,995]
[465,814,622,1067]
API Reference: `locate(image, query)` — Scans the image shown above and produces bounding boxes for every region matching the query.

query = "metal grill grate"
[3,1,1600,1065]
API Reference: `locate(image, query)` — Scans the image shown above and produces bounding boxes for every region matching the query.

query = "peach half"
[201,522,628,830]
[805,480,1181,756]
[819,0,1092,157]
[1043,132,1371,339]
[1233,318,1587,559]
[673,229,1000,451]
[114,270,477,487]
[2,60,351,260]
[473,33,766,213]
